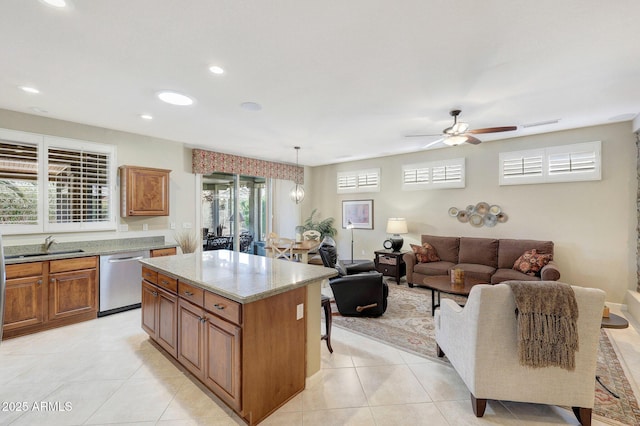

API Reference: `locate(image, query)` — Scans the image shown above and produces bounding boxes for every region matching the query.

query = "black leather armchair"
[329,272,389,317]
[318,239,376,276]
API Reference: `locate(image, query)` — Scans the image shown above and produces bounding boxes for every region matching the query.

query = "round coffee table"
[422,275,488,316]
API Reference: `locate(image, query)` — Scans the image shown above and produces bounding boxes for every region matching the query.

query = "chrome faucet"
[44,235,57,252]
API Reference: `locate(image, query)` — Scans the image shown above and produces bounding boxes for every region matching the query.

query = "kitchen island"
[139,250,337,425]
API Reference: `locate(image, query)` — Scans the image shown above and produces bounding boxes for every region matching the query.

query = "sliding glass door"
[202,173,267,253]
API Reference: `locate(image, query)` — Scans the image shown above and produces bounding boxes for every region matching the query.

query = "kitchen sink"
[5,249,84,260]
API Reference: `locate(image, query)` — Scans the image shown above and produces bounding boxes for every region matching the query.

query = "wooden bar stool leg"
[321,296,333,353]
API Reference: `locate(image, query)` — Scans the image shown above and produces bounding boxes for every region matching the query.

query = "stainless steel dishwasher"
[99,250,150,316]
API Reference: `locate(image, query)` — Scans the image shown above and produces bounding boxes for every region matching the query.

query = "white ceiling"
[1,0,639,167]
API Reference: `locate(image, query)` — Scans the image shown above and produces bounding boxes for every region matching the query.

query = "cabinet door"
[141,280,158,337]
[49,269,97,320]
[121,166,170,216]
[177,298,205,378]
[204,316,242,411]
[3,276,45,331]
[156,287,178,358]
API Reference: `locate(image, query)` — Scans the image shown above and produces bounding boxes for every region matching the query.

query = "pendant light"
[290,146,305,204]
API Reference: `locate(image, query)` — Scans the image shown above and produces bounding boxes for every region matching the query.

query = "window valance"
[192,148,303,183]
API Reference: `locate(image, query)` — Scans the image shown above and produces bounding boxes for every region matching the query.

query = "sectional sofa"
[403,235,561,287]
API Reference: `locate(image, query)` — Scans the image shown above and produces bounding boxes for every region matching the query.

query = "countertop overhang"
[140,250,338,304]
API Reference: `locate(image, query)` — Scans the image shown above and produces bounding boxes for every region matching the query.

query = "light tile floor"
[0,304,638,425]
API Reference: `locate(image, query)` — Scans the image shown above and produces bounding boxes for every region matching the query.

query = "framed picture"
[342,199,374,229]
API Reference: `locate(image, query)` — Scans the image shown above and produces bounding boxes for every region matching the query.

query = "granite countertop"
[4,236,178,264]
[140,250,338,304]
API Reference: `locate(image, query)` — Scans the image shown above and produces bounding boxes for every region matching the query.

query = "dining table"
[265,239,321,264]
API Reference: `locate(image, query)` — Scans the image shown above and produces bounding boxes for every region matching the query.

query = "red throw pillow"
[513,249,553,276]
[411,243,440,263]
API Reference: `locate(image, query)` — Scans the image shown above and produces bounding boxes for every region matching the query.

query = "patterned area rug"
[331,283,640,425]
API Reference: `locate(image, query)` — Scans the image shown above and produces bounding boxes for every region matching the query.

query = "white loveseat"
[434,282,605,426]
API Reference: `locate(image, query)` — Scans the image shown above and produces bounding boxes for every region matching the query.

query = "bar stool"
[321,295,333,353]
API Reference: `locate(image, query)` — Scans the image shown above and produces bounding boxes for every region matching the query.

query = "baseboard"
[625,290,640,323]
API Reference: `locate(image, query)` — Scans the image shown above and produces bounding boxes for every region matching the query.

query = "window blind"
[337,168,380,193]
[402,158,465,190]
[47,146,111,224]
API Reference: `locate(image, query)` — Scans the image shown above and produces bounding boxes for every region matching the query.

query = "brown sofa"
[403,235,561,287]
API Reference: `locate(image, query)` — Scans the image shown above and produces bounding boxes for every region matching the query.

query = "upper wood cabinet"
[120,165,171,217]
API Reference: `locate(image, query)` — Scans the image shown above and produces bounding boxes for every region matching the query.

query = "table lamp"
[385,218,408,252]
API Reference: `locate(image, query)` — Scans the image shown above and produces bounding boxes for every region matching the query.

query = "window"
[499,141,601,186]
[0,128,117,234]
[337,168,380,193]
[402,158,465,190]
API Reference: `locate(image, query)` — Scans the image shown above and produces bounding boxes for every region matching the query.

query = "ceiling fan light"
[451,122,469,133]
[444,135,468,146]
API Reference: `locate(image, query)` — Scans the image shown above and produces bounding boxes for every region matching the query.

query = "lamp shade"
[386,218,408,234]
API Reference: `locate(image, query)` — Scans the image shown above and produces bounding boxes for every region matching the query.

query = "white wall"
[0,108,196,246]
[272,178,301,238]
[307,122,637,303]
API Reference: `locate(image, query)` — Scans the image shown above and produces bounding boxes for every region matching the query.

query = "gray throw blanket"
[506,281,579,371]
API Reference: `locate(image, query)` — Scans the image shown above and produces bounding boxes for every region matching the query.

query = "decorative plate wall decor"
[449,203,508,227]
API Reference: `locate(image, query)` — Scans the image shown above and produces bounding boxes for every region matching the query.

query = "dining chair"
[270,238,295,261]
[302,230,321,241]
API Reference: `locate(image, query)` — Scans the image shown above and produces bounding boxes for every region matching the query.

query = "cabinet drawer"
[378,255,396,265]
[142,267,158,284]
[157,273,177,293]
[6,262,44,279]
[378,265,396,275]
[179,281,204,307]
[151,247,176,257]
[50,256,97,273]
[204,292,241,325]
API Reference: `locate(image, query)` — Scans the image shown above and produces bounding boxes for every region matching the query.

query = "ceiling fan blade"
[423,138,444,148]
[404,133,442,138]
[464,135,482,145]
[468,126,517,134]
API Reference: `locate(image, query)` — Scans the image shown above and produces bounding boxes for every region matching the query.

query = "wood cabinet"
[151,247,177,257]
[49,257,98,320]
[142,280,178,357]
[204,311,242,410]
[120,165,171,217]
[140,267,305,425]
[176,295,242,411]
[4,263,45,332]
[2,257,98,339]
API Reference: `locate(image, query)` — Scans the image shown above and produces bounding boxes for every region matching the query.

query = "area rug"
[331,283,640,425]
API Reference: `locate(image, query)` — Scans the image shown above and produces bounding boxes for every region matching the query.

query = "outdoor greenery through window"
[0,128,116,234]
[0,140,39,225]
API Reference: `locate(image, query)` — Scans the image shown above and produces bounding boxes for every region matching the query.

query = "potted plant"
[302,209,337,239]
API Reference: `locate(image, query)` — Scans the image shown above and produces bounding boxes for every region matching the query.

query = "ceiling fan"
[406,109,517,148]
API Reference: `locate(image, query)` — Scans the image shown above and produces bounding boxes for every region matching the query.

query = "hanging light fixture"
[290,146,305,204]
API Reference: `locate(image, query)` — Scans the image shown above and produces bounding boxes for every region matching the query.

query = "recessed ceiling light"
[20,86,40,94]
[140,114,153,120]
[240,102,262,111]
[157,91,194,106]
[41,0,67,8]
[209,65,225,75]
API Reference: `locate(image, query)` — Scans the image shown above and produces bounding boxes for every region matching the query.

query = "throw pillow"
[513,249,553,276]
[411,243,440,263]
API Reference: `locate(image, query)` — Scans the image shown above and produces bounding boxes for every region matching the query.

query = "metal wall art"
[448,202,508,228]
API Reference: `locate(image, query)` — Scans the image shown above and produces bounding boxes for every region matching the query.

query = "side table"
[374,249,408,284]
[601,313,629,329]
